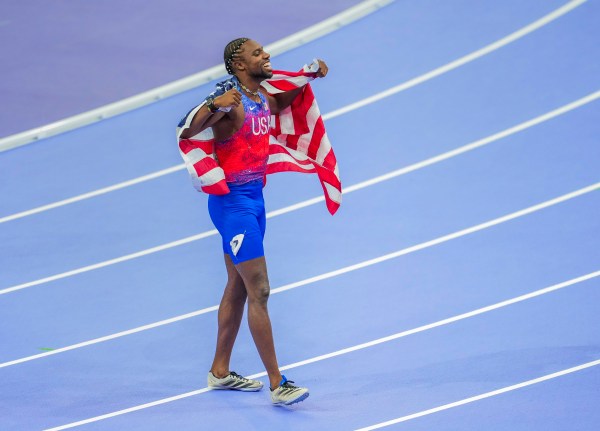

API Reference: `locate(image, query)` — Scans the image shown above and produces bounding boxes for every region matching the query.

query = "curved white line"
[2,184,598,368]
[0,0,587,224]
[0,165,185,224]
[325,0,588,121]
[354,359,600,430]
[42,271,600,430]
[0,92,597,296]
[0,0,394,153]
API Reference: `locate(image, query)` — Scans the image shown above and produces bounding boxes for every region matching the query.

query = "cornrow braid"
[223,37,249,75]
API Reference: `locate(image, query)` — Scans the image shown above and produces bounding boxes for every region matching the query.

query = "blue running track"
[0,0,598,430]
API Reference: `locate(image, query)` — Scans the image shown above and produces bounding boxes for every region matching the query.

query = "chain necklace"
[239,81,268,112]
[239,81,260,97]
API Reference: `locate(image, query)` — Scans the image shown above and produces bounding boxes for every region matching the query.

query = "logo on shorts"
[230,233,245,256]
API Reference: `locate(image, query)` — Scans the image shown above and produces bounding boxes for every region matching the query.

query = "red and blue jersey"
[214,91,271,185]
[177,67,342,214]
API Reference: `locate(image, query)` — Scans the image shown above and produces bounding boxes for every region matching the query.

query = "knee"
[246,276,270,305]
[254,284,270,304]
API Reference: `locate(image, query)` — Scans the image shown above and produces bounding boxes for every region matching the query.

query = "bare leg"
[235,256,283,390]
[210,254,248,378]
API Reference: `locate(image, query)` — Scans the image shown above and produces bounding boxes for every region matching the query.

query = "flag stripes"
[176,64,341,214]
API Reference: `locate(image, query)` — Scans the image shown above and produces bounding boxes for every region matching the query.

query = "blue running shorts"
[208,179,266,264]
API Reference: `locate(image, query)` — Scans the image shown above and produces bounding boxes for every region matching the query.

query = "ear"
[232,58,246,73]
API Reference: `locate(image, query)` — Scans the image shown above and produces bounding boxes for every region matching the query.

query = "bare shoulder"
[259,88,276,103]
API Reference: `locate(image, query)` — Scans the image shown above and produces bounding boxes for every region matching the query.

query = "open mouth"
[262,61,272,71]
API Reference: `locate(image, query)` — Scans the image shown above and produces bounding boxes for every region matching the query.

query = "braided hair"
[224,37,249,75]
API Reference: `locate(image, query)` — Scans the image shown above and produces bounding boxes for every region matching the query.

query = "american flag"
[177,63,342,215]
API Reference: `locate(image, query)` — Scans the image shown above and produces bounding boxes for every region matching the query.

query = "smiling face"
[235,39,273,79]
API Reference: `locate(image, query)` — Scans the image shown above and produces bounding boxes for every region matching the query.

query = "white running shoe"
[207,371,264,392]
[270,375,309,405]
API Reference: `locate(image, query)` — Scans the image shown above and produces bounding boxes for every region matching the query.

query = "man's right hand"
[215,88,242,111]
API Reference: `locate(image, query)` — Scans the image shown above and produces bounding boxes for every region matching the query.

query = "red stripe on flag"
[265,80,302,93]
[270,116,281,137]
[306,118,326,160]
[283,134,300,151]
[201,181,229,195]
[192,157,220,177]
[268,145,314,165]
[179,138,214,155]
[322,149,337,172]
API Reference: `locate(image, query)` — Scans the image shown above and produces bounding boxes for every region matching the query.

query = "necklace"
[239,81,260,97]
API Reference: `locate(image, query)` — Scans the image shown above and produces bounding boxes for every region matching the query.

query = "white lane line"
[354,359,600,430]
[326,0,588,120]
[0,0,393,153]
[3,184,598,368]
[1,92,597,297]
[42,271,600,430]
[0,165,185,224]
[0,0,587,225]
[0,229,217,296]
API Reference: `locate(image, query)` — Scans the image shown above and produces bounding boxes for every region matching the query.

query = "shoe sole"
[273,391,310,406]
[208,385,263,392]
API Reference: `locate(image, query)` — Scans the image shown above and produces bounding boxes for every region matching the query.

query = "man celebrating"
[178,38,331,406]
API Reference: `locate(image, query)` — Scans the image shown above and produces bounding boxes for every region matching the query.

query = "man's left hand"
[316,59,328,78]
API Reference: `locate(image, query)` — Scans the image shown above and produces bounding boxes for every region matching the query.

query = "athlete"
[179,38,329,405]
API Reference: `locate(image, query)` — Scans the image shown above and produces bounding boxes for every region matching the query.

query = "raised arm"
[179,89,242,139]
[263,59,329,115]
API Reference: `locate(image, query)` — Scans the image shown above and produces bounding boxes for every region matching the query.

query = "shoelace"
[281,382,298,389]
[280,379,299,389]
[229,371,251,382]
